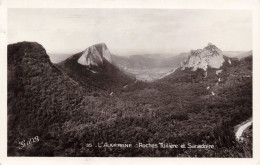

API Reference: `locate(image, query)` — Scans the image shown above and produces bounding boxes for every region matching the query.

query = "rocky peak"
[181,43,225,71]
[190,49,203,56]
[203,42,222,55]
[78,43,112,66]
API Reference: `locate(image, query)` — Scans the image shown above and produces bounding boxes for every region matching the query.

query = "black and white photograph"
[6,7,254,157]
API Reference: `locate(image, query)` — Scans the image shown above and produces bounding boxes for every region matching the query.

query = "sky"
[8,9,252,63]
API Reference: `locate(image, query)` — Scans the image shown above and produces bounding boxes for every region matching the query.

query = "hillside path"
[235,118,252,141]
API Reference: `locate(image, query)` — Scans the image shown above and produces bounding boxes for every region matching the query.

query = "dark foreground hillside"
[8,42,252,157]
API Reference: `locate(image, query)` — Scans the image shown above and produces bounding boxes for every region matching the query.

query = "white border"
[0,0,259,165]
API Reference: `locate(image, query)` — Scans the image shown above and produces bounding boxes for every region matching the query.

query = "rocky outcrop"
[181,43,225,71]
[78,43,112,66]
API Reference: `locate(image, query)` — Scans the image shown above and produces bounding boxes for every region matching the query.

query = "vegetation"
[8,42,252,157]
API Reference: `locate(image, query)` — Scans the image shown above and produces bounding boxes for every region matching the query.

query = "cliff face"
[78,43,112,66]
[181,43,225,71]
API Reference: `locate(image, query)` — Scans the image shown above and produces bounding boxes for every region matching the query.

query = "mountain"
[7,41,252,157]
[8,41,92,155]
[57,43,134,91]
[117,45,252,157]
[7,41,134,156]
[78,43,112,66]
[160,43,253,82]
[181,43,225,71]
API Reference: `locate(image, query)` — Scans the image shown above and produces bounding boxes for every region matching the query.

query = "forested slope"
[8,42,252,157]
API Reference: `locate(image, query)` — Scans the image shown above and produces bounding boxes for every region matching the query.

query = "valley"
[7,41,252,157]
[117,67,175,82]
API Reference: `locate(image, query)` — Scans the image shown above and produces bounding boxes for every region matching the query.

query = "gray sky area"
[8,9,252,63]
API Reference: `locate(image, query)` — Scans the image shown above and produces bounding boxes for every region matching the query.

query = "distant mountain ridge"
[236,51,253,60]
[111,52,188,81]
[112,53,187,70]
[223,51,247,58]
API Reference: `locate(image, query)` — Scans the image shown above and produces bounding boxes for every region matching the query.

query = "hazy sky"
[8,9,252,63]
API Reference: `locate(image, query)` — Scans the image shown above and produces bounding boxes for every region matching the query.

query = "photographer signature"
[18,136,39,150]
